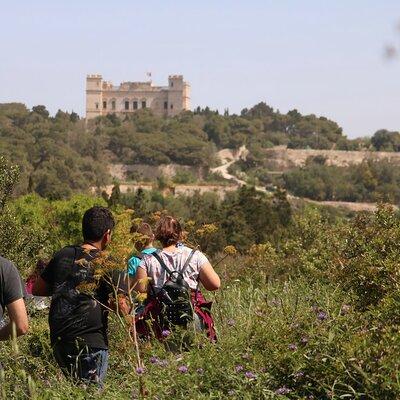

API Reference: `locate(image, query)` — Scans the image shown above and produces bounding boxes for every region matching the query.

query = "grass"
[0,273,368,400]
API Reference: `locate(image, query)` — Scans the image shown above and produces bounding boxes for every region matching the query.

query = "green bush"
[172,168,196,184]
[337,205,400,309]
[0,158,47,274]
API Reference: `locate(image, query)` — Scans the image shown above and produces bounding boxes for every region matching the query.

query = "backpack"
[151,249,197,328]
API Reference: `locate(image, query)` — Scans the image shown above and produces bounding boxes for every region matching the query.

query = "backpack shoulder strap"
[151,251,174,277]
[180,248,197,275]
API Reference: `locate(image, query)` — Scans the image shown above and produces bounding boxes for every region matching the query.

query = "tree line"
[0,102,398,200]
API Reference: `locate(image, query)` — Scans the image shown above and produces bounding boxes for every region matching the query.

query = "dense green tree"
[241,102,274,118]
[371,129,400,151]
[0,103,109,198]
[32,105,49,119]
[108,184,121,208]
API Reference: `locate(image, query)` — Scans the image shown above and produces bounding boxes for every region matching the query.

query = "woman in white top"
[134,216,220,294]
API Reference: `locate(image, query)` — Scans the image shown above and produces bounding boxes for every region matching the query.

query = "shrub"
[337,205,400,310]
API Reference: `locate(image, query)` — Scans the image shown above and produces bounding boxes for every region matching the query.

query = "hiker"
[25,259,48,310]
[0,257,29,341]
[127,222,157,279]
[32,206,130,386]
[133,215,220,341]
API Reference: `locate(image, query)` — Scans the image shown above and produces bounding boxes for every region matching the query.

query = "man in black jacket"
[33,206,129,386]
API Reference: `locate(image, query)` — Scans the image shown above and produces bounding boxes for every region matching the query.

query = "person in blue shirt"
[128,222,157,278]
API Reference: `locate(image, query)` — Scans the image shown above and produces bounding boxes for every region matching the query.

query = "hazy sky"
[1,1,400,138]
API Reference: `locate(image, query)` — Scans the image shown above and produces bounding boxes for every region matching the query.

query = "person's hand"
[109,294,132,316]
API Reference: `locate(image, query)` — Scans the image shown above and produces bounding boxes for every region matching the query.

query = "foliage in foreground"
[2,205,400,398]
[3,159,400,398]
[2,267,400,399]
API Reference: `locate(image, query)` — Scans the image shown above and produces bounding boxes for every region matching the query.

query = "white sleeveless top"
[138,245,209,290]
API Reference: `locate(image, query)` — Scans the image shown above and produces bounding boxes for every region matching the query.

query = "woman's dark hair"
[82,206,115,242]
[155,216,182,247]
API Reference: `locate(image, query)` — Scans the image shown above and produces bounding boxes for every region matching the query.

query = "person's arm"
[132,267,148,293]
[32,256,56,296]
[127,256,141,288]
[199,262,220,291]
[32,276,51,296]
[109,294,131,316]
[106,270,132,316]
[0,298,29,340]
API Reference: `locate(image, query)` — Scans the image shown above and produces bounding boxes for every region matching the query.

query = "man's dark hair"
[82,206,115,242]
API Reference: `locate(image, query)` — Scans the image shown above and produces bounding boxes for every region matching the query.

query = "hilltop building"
[86,74,190,120]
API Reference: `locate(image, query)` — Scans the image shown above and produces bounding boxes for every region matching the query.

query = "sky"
[1,1,400,138]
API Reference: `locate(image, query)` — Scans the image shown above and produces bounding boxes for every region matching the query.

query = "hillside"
[105,146,396,212]
[1,101,399,203]
[262,146,400,170]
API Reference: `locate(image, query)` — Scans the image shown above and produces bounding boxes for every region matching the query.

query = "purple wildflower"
[288,343,297,351]
[161,329,171,337]
[300,336,309,345]
[178,365,188,374]
[235,365,244,373]
[317,311,327,321]
[275,386,291,395]
[227,319,235,327]
[245,371,257,380]
[135,366,145,375]
[293,371,304,379]
[228,390,236,396]
[196,368,204,374]
[150,356,160,364]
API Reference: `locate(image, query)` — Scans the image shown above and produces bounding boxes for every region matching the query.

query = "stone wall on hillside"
[98,183,239,199]
[264,146,400,170]
[108,163,204,181]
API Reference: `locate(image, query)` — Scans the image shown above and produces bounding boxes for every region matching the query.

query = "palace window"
[133,101,138,110]
[95,102,99,110]
[171,81,174,87]
[103,101,107,109]
[170,104,173,110]
[142,101,146,109]
[164,101,168,110]
[125,101,129,110]
[111,100,116,110]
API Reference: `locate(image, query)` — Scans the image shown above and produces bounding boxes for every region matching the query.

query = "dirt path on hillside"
[210,145,248,183]
[211,146,267,192]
